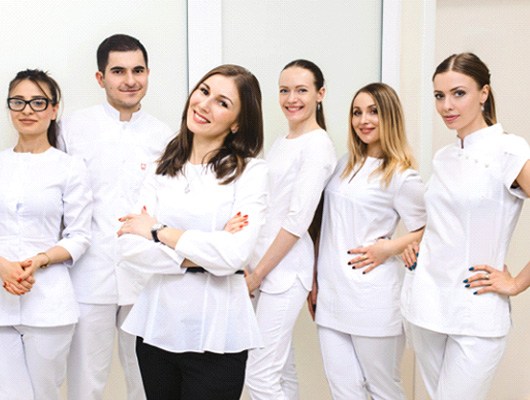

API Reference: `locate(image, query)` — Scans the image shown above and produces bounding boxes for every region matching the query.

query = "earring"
[317,102,321,111]
[480,103,485,112]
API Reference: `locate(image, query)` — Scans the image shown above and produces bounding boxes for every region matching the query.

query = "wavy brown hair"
[342,83,415,187]
[157,65,263,184]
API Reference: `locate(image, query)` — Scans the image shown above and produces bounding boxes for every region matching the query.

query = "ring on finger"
[484,273,490,280]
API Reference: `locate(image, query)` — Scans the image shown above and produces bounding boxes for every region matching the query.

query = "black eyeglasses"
[7,97,52,112]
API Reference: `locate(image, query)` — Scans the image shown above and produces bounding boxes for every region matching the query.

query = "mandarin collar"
[455,123,503,149]
[103,101,144,123]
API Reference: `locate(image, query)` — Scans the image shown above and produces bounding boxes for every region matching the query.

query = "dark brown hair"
[97,34,148,72]
[8,69,61,148]
[157,64,264,184]
[433,52,496,126]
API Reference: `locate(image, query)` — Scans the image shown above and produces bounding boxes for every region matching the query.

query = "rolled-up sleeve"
[393,169,427,232]
[283,135,336,237]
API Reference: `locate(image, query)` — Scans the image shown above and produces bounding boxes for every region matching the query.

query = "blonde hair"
[342,82,415,186]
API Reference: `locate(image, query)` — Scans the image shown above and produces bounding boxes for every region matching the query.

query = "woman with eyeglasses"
[0,69,92,400]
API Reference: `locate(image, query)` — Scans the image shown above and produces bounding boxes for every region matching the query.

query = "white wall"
[0,0,187,150]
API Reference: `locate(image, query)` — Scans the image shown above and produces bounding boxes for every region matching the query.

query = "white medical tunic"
[257,128,336,294]
[316,156,426,337]
[0,147,92,327]
[402,124,530,337]
[120,159,268,353]
[58,102,173,305]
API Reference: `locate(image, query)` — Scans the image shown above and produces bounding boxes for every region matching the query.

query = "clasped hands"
[0,253,48,295]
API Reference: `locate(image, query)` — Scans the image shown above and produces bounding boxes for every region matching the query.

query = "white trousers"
[246,279,308,400]
[0,324,75,400]
[67,303,146,400]
[318,326,406,400]
[405,321,507,400]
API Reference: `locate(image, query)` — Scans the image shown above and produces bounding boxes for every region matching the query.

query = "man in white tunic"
[58,34,173,400]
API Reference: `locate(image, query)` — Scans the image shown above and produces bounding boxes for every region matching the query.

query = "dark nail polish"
[351,266,356,270]
[469,267,474,271]
[463,279,468,283]
[347,261,352,265]
[465,284,470,288]
[473,291,478,295]
[362,271,366,275]
[347,251,351,254]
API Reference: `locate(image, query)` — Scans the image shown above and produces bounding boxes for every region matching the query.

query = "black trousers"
[136,337,248,400]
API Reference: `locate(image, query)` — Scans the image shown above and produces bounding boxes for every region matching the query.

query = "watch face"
[151,223,164,232]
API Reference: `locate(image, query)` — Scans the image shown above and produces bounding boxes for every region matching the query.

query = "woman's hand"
[224,212,248,234]
[117,206,157,239]
[464,264,520,296]
[307,279,318,321]
[0,258,34,295]
[245,270,262,298]
[347,239,393,274]
[402,241,420,270]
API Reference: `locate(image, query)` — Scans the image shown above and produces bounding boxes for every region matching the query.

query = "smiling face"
[351,91,381,156]
[95,50,149,120]
[186,74,241,146]
[433,70,489,138]
[278,66,324,133]
[8,79,58,140]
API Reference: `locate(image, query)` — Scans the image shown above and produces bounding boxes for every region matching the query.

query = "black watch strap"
[151,223,167,243]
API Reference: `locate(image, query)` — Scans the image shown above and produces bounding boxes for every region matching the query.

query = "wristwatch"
[150,223,167,243]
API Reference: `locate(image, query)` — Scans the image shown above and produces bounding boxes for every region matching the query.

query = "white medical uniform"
[0,147,92,400]
[401,124,530,400]
[316,155,426,400]
[246,128,336,400]
[58,102,173,400]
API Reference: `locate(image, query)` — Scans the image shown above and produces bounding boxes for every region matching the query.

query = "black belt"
[186,266,244,275]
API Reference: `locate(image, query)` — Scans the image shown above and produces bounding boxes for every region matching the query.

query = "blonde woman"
[313,83,425,399]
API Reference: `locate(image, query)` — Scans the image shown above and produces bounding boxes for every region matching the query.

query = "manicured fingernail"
[142,205,147,210]
[347,261,352,265]
[347,251,351,254]
[362,271,366,275]
[465,284,470,288]
[243,214,248,218]
[351,266,356,270]
[463,279,468,283]
[469,267,474,271]
[236,212,241,216]
[239,225,243,228]
[473,291,478,295]
[244,221,248,225]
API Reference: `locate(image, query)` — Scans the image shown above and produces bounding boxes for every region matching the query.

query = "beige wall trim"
[381,0,402,90]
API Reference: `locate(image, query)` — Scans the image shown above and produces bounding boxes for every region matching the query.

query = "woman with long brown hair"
[117,64,267,400]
